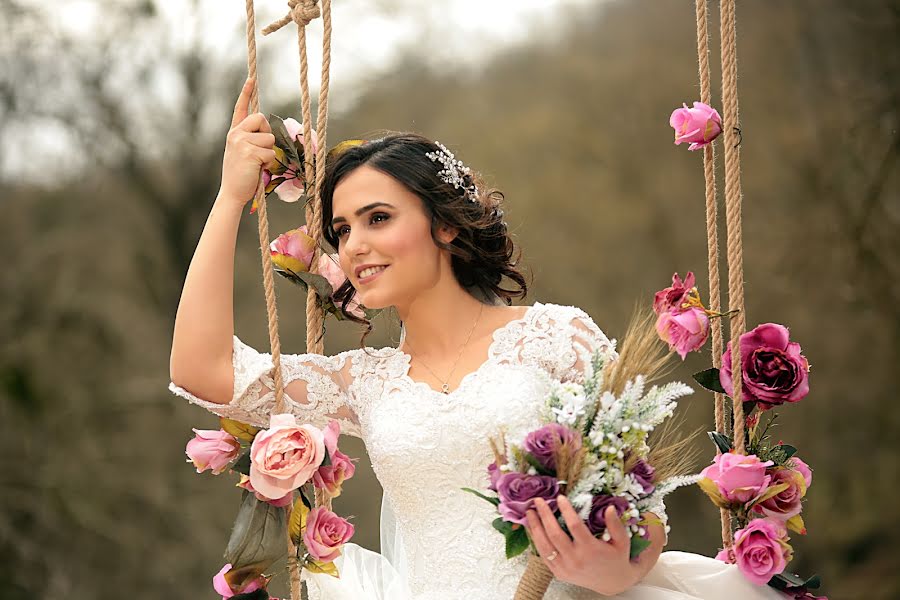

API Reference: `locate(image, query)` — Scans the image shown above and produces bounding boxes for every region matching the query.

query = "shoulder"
[531,302,610,343]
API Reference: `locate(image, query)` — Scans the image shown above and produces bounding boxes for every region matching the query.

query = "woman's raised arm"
[169,77,276,404]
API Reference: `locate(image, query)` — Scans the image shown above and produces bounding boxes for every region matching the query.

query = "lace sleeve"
[169,335,362,437]
[551,306,617,384]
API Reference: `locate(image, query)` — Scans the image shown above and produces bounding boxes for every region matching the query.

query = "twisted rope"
[694,0,732,552]
[719,0,747,456]
[514,554,554,600]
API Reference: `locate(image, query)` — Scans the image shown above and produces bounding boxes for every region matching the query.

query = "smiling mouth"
[358,265,388,281]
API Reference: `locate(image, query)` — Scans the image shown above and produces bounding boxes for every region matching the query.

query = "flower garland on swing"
[183,116,379,599]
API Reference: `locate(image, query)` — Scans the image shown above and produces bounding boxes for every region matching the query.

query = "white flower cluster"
[550,381,589,426]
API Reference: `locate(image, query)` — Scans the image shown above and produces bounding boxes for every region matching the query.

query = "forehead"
[332,165,419,216]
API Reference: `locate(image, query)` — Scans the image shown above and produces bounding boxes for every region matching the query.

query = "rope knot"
[263,0,321,36]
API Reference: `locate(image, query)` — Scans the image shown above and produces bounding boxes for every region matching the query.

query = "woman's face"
[330,165,454,310]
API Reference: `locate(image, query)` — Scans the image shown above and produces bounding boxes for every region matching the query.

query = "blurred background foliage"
[1,0,897,598]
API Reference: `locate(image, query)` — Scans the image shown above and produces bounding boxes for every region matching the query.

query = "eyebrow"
[330,202,395,228]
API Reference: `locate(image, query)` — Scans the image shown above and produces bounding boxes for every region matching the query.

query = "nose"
[342,227,370,259]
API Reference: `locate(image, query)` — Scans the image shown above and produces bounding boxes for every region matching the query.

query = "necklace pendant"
[441,383,450,394]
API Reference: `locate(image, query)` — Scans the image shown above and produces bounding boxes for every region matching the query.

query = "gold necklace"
[403,303,485,394]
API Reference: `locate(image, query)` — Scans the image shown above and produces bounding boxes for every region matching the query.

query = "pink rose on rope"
[752,467,807,533]
[318,253,365,318]
[185,429,240,475]
[303,506,355,563]
[699,452,773,506]
[312,420,357,497]
[669,101,723,151]
[266,119,317,204]
[656,307,711,359]
[653,272,711,359]
[653,272,697,314]
[236,473,294,508]
[249,413,326,500]
[732,518,793,585]
[270,226,316,274]
[719,323,810,410]
[212,563,277,599]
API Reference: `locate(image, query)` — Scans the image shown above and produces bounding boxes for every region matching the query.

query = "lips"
[357,265,388,282]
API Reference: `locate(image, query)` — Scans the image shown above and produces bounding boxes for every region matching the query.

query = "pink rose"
[732,518,793,585]
[266,120,318,203]
[653,272,697,315]
[789,456,813,489]
[312,421,357,497]
[212,563,267,598]
[656,306,711,359]
[754,467,806,523]
[302,507,355,563]
[270,226,316,275]
[317,254,347,294]
[317,254,365,319]
[669,101,723,151]
[236,474,294,508]
[249,413,326,500]
[715,547,735,563]
[185,429,240,475]
[720,323,810,410]
[699,452,773,506]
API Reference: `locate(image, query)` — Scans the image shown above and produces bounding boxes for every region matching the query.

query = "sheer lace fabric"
[169,302,783,600]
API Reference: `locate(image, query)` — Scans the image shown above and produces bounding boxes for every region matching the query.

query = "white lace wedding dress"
[170,302,784,600]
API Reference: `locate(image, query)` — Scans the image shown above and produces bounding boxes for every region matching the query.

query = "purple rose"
[487,461,501,492]
[720,323,810,410]
[496,472,560,525]
[586,495,630,535]
[628,459,656,494]
[523,423,582,471]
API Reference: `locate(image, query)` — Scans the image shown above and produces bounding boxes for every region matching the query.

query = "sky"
[53,0,600,107]
[6,0,602,178]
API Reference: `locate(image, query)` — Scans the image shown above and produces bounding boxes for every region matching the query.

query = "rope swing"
[241,1,334,598]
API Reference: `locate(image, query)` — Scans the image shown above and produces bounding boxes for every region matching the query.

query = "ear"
[436,224,459,244]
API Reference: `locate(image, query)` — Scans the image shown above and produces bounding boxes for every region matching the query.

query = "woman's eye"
[370,212,389,224]
[335,225,350,237]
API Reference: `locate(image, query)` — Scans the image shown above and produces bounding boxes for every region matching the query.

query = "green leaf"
[232,451,251,476]
[692,368,727,394]
[288,496,308,545]
[461,487,501,507]
[491,517,530,559]
[506,526,530,559]
[629,535,652,559]
[224,491,288,585]
[268,114,300,166]
[272,264,309,289]
[707,431,733,454]
[293,271,335,300]
[776,444,798,460]
[220,418,260,442]
[299,485,312,509]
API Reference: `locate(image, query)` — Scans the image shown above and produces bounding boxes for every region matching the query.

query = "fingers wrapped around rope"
[263,0,321,35]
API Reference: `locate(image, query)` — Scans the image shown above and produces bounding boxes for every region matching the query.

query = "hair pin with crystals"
[426,141,479,203]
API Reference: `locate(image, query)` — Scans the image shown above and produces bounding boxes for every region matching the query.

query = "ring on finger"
[546,550,559,562]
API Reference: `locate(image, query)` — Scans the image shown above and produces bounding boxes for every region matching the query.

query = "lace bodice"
[170,302,633,599]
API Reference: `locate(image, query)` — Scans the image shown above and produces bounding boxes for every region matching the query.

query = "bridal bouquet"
[464,312,699,599]
[653,272,825,599]
[185,414,357,599]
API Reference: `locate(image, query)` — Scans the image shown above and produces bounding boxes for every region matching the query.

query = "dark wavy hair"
[320,133,529,346]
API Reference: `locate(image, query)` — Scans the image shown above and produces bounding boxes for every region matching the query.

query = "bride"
[169,78,784,599]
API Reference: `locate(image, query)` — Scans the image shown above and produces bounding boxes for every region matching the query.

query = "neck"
[396,277,498,358]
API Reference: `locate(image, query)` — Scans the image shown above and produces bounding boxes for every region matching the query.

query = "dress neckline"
[393,302,543,396]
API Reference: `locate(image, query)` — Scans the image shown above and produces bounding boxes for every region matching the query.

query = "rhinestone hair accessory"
[426,141,479,203]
